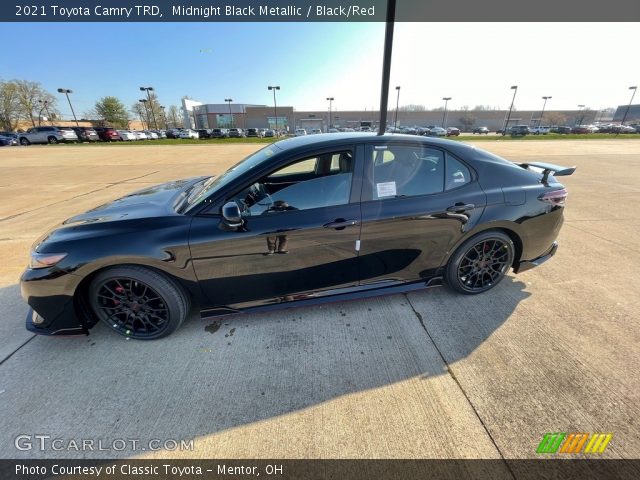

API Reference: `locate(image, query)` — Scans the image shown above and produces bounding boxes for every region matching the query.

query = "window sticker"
[376,181,397,198]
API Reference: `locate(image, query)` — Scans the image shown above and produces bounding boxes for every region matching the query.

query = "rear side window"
[445,153,471,190]
[371,145,444,199]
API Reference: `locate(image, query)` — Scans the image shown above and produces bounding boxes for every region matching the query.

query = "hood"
[61,177,207,227]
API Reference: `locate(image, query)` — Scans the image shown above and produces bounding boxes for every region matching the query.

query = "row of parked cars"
[0,126,175,145]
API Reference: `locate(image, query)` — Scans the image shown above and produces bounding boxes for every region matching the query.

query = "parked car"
[473,127,490,135]
[166,129,183,139]
[144,130,159,140]
[132,131,148,140]
[93,127,120,142]
[18,126,78,145]
[0,135,18,146]
[310,128,323,135]
[155,130,167,139]
[446,127,460,136]
[611,125,637,134]
[529,126,550,135]
[510,125,530,136]
[246,128,262,137]
[570,125,590,134]
[21,133,575,340]
[179,129,199,139]
[117,130,137,141]
[328,128,340,133]
[556,126,572,134]
[415,127,430,136]
[0,131,19,144]
[210,128,229,138]
[295,129,307,136]
[197,129,212,139]
[71,127,100,142]
[427,127,447,137]
[263,129,276,137]
[228,128,244,138]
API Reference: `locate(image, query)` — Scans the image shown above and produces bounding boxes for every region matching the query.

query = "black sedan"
[21,133,575,339]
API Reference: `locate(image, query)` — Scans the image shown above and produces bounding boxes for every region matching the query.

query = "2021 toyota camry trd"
[21,133,574,339]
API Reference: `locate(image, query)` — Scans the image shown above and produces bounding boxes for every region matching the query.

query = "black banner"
[2,0,640,22]
[3,459,640,480]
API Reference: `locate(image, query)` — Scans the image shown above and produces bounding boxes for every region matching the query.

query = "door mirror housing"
[221,201,243,229]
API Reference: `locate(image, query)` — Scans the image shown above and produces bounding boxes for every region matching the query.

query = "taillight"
[539,188,567,206]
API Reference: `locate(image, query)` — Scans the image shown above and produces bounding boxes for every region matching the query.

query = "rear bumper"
[514,242,558,274]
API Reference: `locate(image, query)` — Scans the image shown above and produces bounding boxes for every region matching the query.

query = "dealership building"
[181,98,613,132]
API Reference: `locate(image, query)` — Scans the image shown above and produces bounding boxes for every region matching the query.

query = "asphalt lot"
[0,140,639,462]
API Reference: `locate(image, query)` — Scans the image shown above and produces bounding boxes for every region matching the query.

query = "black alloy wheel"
[89,266,189,339]
[446,231,515,294]
[48,136,58,144]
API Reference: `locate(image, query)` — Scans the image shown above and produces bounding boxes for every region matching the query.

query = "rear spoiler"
[518,162,576,184]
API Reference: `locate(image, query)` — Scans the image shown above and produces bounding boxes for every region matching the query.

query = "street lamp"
[159,105,167,129]
[225,98,234,128]
[326,97,334,131]
[539,96,552,126]
[139,99,150,129]
[57,88,79,127]
[268,86,280,134]
[393,86,401,129]
[442,97,451,128]
[620,86,637,126]
[139,86,158,130]
[503,85,518,135]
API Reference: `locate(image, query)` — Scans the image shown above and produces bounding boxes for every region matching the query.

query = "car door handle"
[323,219,359,230]
[446,203,475,213]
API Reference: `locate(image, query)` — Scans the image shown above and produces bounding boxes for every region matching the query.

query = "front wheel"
[48,136,59,144]
[89,266,190,339]
[446,231,514,294]
[20,137,30,146]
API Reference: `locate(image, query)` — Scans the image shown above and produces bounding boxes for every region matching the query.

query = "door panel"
[189,205,361,308]
[359,143,487,285]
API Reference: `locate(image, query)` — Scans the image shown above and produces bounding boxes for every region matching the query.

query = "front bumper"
[21,267,88,336]
[514,242,558,274]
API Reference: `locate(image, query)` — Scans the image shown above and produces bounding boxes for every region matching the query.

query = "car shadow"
[0,278,530,458]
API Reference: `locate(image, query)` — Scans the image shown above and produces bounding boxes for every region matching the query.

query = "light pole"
[326,97,334,131]
[620,86,637,126]
[139,87,158,130]
[503,85,518,135]
[139,99,150,129]
[268,86,280,134]
[577,104,586,125]
[393,86,401,129]
[38,99,52,125]
[159,105,167,129]
[442,97,451,128]
[57,88,79,126]
[225,98,233,128]
[539,96,551,126]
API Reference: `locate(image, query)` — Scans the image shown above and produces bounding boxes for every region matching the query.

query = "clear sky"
[1,22,638,120]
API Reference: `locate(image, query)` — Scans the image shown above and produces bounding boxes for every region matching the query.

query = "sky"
[1,22,638,120]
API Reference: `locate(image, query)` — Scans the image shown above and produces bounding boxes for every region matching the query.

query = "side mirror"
[221,201,243,229]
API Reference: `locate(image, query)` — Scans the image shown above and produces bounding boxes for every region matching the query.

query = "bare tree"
[458,113,477,131]
[398,104,426,112]
[131,102,149,129]
[544,112,567,126]
[13,80,58,127]
[167,105,181,128]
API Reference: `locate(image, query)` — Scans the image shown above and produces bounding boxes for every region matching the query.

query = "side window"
[231,151,354,216]
[445,153,471,190]
[372,145,444,199]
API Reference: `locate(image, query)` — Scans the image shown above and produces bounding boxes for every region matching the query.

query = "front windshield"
[185,144,280,210]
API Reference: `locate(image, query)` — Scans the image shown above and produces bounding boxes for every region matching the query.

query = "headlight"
[29,252,67,269]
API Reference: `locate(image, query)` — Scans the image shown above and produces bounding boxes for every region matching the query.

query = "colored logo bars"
[537,433,612,454]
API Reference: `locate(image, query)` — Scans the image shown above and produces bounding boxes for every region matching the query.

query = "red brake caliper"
[114,285,124,305]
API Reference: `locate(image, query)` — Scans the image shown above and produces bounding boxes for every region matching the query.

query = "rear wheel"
[446,231,514,294]
[20,137,30,146]
[48,136,58,144]
[89,266,189,339]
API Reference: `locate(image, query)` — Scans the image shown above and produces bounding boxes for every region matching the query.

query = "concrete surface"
[0,140,638,461]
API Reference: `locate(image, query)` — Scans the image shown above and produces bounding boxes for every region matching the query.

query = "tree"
[131,102,148,129]
[398,104,426,112]
[544,112,567,126]
[13,80,58,127]
[458,113,477,131]
[473,105,498,111]
[93,96,130,128]
[167,105,181,128]
[0,80,21,131]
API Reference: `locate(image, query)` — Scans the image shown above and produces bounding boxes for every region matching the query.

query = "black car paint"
[21,133,567,336]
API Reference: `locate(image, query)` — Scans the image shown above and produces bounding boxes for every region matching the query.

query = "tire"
[20,137,30,146]
[446,231,515,295]
[48,136,58,144]
[89,265,190,340]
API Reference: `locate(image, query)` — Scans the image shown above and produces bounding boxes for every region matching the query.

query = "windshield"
[184,144,280,210]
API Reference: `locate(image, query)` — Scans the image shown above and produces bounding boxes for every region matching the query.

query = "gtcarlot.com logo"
[15,435,195,452]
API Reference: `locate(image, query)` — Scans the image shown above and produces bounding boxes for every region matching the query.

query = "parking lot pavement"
[0,140,639,460]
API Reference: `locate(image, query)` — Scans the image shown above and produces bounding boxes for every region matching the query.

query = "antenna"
[377,0,396,136]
